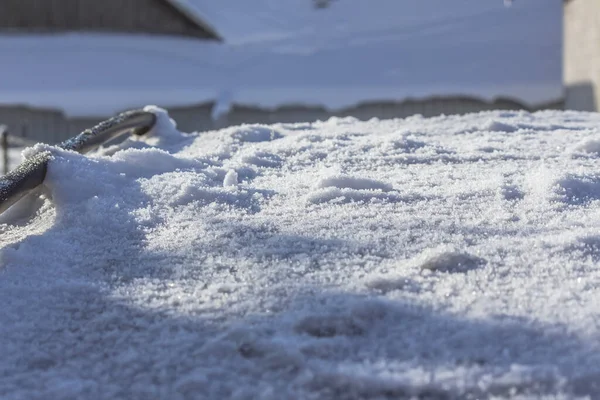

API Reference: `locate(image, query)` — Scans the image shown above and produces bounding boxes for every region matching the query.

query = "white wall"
[564,0,600,111]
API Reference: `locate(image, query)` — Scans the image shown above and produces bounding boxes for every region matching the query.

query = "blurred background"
[0,0,590,147]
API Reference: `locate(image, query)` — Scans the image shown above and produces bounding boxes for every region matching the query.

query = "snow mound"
[482,119,519,133]
[223,170,238,187]
[572,138,600,156]
[553,174,600,205]
[418,247,486,273]
[309,175,398,204]
[3,108,600,398]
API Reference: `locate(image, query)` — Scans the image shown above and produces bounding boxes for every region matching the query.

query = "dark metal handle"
[0,110,156,215]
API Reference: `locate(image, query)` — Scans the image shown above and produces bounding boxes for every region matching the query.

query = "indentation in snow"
[499,183,525,201]
[237,338,304,367]
[299,317,346,337]
[295,301,388,338]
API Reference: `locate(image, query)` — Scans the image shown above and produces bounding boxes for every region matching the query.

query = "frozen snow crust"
[2,108,600,398]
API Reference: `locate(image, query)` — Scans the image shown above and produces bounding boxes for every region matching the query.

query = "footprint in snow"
[295,301,388,338]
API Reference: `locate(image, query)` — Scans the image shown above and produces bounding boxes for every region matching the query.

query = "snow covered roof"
[3,108,600,397]
[0,0,562,116]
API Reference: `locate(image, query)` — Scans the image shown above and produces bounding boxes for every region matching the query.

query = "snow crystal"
[2,108,600,398]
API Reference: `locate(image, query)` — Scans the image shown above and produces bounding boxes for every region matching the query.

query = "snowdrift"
[2,108,600,398]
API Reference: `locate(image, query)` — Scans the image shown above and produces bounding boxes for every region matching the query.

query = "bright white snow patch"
[317,175,393,192]
[223,169,238,187]
[2,108,600,398]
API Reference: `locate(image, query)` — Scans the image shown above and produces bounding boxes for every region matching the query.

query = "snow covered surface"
[0,0,561,116]
[2,107,600,398]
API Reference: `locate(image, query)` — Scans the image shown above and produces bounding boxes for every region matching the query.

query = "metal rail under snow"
[0,110,156,215]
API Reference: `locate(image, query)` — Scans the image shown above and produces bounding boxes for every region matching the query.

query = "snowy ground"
[2,108,600,398]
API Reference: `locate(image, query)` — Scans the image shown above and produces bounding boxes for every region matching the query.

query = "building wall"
[564,0,600,111]
[0,0,218,39]
[0,105,68,143]
[0,97,562,147]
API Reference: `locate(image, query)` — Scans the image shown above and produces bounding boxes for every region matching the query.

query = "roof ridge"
[163,0,223,41]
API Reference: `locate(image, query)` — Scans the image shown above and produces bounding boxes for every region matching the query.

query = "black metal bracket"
[0,110,156,215]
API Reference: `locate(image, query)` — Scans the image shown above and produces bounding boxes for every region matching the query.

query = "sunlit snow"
[2,107,600,398]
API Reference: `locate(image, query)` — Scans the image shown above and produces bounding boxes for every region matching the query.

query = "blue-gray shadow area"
[1,187,600,399]
[2,218,600,398]
[1,278,598,399]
